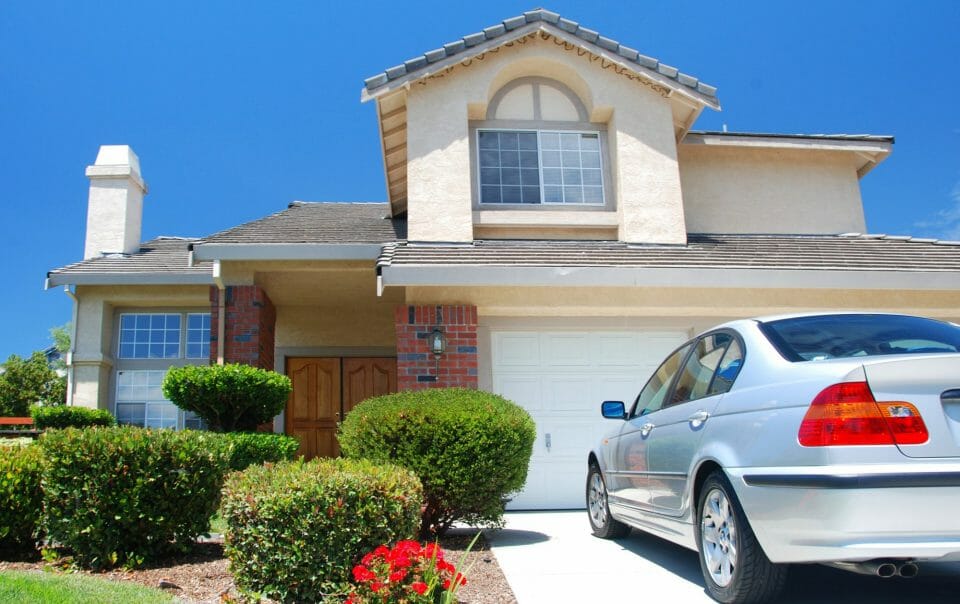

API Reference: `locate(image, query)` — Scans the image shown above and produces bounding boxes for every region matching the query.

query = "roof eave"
[192,243,386,261]
[380,265,960,291]
[46,273,214,287]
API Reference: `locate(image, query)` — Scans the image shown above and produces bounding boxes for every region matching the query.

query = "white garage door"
[492,330,689,510]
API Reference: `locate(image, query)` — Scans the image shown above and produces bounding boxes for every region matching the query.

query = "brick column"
[395,305,478,391]
[209,286,276,370]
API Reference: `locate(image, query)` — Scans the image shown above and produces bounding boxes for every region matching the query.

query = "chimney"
[83,145,148,260]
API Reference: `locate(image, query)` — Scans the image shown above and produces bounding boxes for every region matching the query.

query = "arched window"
[475,77,608,207]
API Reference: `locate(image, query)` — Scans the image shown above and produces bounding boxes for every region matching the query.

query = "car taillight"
[798,381,928,447]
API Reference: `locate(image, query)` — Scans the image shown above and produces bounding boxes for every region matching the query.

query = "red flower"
[411,581,429,595]
[389,569,407,583]
[370,581,385,593]
[352,565,376,583]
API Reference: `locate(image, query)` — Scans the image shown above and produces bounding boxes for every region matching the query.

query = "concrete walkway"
[487,511,960,604]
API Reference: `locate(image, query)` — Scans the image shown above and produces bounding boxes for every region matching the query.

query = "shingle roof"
[378,234,960,272]
[199,202,405,245]
[363,8,718,105]
[47,237,212,284]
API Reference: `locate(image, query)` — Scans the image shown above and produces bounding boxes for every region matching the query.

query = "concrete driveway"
[487,511,960,603]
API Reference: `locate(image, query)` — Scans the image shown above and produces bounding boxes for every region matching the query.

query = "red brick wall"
[395,305,478,391]
[209,286,276,370]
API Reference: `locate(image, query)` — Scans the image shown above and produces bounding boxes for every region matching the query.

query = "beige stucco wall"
[403,285,960,326]
[678,144,867,234]
[70,285,211,409]
[404,36,687,244]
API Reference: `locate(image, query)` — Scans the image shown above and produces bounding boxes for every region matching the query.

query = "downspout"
[213,260,226,366]
[62,286,79,405]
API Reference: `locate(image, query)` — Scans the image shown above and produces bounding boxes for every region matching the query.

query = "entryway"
[285,357,397,459]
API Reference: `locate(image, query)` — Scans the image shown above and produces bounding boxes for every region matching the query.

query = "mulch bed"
[0,530,517,603]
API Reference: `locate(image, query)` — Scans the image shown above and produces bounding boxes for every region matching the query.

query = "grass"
[0,570,175,603]
[208,512,228,535]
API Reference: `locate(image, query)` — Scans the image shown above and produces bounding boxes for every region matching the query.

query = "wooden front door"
[286,357,397,459]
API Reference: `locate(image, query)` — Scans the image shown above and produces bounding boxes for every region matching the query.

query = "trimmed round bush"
[31,405,115,430]
[339,388,536,537]
[39,426,230,568]
[220,431,300,471]
[0,444,44,552]
[222,458,423,603]
[162,363,291,432]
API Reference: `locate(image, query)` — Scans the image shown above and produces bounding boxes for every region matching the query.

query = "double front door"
[285,357,397,459]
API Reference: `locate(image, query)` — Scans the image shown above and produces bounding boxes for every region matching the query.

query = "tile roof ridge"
[363,7,717,104]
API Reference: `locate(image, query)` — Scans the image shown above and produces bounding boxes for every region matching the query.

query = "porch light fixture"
[430,327,446,358]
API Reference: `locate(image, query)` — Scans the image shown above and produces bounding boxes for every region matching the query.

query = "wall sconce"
[430,327,446,358]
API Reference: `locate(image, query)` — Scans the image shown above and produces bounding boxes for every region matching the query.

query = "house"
[47,8,960,509]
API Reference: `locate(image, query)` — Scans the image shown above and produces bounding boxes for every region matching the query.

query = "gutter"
[213,260,225,366]
[62,286,79,405]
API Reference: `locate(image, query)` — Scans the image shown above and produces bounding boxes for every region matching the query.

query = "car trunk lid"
[863,354,960,458]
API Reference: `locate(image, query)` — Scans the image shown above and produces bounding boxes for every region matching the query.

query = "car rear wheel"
[586,464,629,539]
[696,471,787,604]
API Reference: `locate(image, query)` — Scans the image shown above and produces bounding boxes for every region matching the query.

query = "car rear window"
[759,314,960,362]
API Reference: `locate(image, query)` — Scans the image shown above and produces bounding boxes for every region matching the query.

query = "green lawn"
[0,570,175,604]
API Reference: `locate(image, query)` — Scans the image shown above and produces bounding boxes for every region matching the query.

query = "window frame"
[112,309,211,430]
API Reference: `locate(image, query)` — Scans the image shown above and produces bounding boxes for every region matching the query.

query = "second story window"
[479,129,604,205]
[474,76,611,209]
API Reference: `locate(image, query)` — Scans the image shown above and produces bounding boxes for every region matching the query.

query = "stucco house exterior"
[48,9,960,509]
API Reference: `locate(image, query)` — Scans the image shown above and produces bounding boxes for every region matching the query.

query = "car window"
[760,314,960,362]
[669,333,733,406]
[633,343,692,417]
[708,337,743,396]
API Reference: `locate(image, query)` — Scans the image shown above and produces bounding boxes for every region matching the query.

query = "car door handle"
[640,422,655,437]
[688,410,710,427]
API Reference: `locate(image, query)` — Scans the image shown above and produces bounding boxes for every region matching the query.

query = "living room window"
[114,311,210,429]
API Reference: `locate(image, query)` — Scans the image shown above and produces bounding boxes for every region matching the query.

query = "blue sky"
[1,0,958,357]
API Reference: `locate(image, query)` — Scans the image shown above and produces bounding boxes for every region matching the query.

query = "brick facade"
[395,304,478,391]
[209,285,276,370]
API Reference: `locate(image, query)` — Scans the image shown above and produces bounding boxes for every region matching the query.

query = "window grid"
[119,313,181,359]
[186,313,211,359]
[115,369,205,430]
[478,129,604,206]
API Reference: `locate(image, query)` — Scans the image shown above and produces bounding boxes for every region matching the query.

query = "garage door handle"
[688,410,710,427]
[640,423,655,437]
[545,433,551,452]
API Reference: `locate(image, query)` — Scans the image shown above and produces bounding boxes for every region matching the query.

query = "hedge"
[31,405,115,430]
[39,426,230,568]
[219,431,300,471]
[339,388,536,537]
[0,444,44,551]
[222,458,423,602]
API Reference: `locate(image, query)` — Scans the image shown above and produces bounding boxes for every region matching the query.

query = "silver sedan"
[586,313,960,604]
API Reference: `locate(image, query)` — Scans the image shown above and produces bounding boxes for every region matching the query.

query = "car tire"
[586,464,629,539]
[696,471,787,604]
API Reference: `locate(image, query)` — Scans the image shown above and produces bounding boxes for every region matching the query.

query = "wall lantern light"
[430,327,446,358]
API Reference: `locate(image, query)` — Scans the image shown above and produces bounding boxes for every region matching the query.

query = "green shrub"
[31,405,115,430]
[220,431,299,471]
[0,444,44,551]
[0,352,65,415]
[222,458,422,603]
[161,364,291,432]
[39,426,230,568]
[339,388,536,537]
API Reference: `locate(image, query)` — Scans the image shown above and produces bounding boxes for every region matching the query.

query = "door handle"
[688,410,710,427]
[545,432,551,452]
[640,422,655,437]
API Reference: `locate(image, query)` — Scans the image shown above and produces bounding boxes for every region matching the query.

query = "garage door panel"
[494,329,690,511]
[543,333,591,367]
[495,375,542,411]
[493,333,540,368]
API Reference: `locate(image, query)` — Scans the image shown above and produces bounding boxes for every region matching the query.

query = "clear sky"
[1,0,958,357]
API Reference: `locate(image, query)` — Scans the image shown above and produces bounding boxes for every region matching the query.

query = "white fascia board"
[380,265,960,291]
[192,243,385,261]
[46,272,214,287]
[682,133,893,156]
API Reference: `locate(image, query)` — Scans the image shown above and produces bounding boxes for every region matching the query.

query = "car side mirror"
[601,400,626,420]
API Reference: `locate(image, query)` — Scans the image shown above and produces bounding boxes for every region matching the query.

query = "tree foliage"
[0,352,65,416]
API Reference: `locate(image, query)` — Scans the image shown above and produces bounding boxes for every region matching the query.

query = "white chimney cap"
[94,145,141,172]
